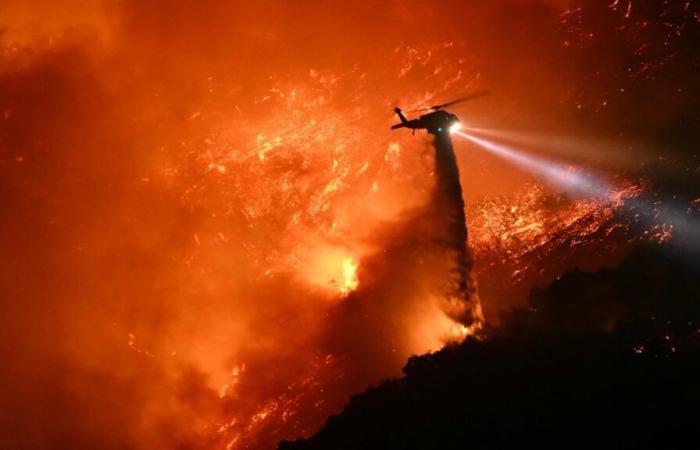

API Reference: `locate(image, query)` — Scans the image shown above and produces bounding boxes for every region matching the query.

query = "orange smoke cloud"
[1,1,655,449]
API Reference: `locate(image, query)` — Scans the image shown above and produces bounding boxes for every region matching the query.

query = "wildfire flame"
[2,1,695,450]
[340,258,359,295]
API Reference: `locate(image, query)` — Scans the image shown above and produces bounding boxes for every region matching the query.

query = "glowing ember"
[2,1,696,450]
[340,258,359,295]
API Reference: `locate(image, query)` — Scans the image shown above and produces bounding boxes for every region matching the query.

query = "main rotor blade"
[407,90,490,113]
[434,90,490,109]
[408,90,491,113]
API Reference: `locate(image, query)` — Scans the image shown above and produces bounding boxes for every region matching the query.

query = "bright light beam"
[453,130,611,199]
[462,125,642,167]
[454,130,700,254]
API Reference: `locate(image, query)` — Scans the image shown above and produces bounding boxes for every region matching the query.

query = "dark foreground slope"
[280,243,700,450]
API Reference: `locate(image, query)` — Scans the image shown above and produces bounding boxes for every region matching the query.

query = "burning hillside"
[1,1,698,449]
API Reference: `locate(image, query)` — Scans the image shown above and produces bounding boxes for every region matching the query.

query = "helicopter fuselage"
[391,91,486,135]
[391,108,460,135]
[416,110,460,135]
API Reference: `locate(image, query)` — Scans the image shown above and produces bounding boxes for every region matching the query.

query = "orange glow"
[340,258,359,295]
[0,1,668,449]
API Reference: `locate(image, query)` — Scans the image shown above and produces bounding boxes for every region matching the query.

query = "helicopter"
[391,91,488,135]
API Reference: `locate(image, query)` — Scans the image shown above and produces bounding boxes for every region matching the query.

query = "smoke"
[3,0,698,449]
[279,240,700,450]
[0,9,486,447]
[456,130,700,256]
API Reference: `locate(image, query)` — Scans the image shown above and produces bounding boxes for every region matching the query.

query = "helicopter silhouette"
[391,91,488,135]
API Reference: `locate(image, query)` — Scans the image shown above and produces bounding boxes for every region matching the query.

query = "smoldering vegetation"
[0,2,571,447]
[279,3,700,448]
[1,0,699,449]
[280,239,700,450]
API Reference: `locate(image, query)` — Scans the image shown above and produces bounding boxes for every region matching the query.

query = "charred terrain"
[280,240,700,450]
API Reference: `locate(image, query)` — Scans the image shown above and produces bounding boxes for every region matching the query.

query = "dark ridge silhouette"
[279,242,700,450]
